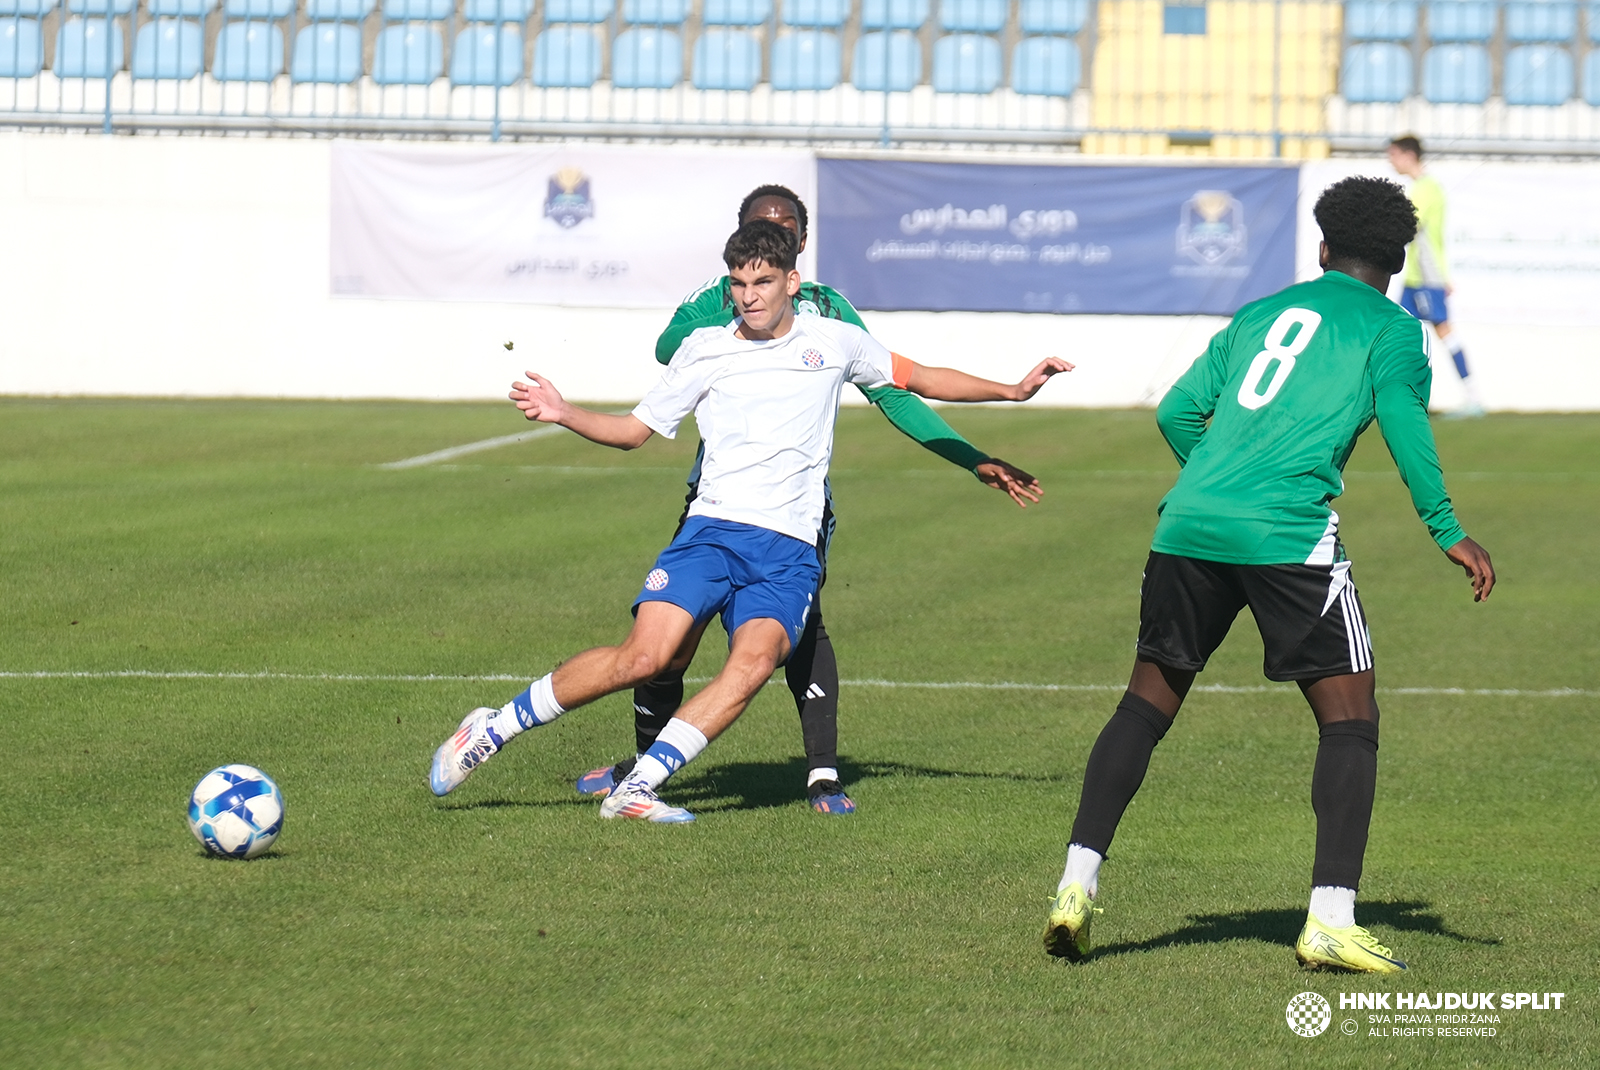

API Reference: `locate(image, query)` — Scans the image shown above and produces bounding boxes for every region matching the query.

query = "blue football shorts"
[1400,286,1449,324]
[633,516,820,652]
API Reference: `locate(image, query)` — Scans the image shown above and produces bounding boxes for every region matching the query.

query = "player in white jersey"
[428,220,1071,821]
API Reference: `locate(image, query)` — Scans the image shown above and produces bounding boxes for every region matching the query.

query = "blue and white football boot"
[575,765,618,797]
[429,707,504,796]
[598,782,695,823]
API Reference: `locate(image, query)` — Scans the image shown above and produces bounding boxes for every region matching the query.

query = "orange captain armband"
[890,352,914,389]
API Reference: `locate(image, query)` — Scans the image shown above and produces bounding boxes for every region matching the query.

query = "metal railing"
[1,1,1596,155]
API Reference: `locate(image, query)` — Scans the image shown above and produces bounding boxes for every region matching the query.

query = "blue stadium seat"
[372,23,442,82]
[132,18,203,78]
[1019,0,1088,34]
[612,27,681,86]
[703,0,770,24]
[291,22,362,82]
[1012,35,1079,95]
[781,0,845,26]
[534,25,601,85]
[693,27,760,88]
[463,0,532,21]
[382,0,450,19]
[1592,1,1600,42]
[54,18,123,76]
[1504,2,1577,42]
[452,24,522,84]
[853,29,920,89]
[303,0,371,16]
[932,33,1000,92]
[214,22,284,80]
[770,29,840,88]
[145,0,215,14]
[623,0,688,24]
[1426,1,1494,41]
[0,17,44,77]
[1422,42,1489,101]
[940,0,1004,32]
[1504,43,1574,102]
[0,0,56,14]
[66,0,133,13]
[1584,50,1600,103]
[1344,0,1418,40]
[860,0,928,30]
[1342,42,1412,101]
[221,0,292,16]
[545,0,612,20]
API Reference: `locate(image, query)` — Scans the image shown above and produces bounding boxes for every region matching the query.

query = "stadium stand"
[0,2,1596,154]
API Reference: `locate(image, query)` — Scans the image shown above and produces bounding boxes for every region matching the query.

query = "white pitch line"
[378,425,565,469]
[0,670,1592,698]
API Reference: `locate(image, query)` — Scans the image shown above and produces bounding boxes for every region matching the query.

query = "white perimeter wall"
[2,132,1596,411]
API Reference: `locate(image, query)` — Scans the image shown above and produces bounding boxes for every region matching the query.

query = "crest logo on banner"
[545,168,595,229]
[1177,190,1247,265]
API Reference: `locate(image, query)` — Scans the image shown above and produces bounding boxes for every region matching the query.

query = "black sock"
[1310,719,1379,890]
[631,667,684,756]
[785,606,839,776]
[1067,692,1173,856]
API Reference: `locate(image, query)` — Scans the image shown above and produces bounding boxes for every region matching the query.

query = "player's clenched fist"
[510,373,567,423]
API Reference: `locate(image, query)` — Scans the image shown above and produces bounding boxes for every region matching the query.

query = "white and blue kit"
[629,314,903,649]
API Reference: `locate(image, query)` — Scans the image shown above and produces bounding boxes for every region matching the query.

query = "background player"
[1042,176,1494,972]
[577,184,1043,815]
[431,220,1071,822]
[1387,135,1484,417]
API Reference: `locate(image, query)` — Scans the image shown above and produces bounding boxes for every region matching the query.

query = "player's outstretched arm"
[904,357,1073,403]
[509,373,654,450]
[1445,536,1495,602]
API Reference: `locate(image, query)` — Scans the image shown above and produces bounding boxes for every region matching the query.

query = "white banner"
[329,141,816,307]
[1299,159,1600,327]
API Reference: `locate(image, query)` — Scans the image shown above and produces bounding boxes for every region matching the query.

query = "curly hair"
[723,219,800,272]
[1313,176,1417,275]
[738,184,808,239]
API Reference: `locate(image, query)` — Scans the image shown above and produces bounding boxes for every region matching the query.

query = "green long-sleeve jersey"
[1152,269,1467,565]
[656,276,991,472]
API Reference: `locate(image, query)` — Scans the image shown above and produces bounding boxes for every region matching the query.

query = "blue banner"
[816,159,1299,315]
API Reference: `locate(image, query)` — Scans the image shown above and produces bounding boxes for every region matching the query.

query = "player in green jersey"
[575,184,1045,815]
[1043,176,1495,973]
[1388,135,1484,416]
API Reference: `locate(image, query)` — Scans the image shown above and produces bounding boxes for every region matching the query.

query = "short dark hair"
[1313,176,1416,275]
[723,219,800,272]
[738,184,808,239]
[1389,134,1423,158]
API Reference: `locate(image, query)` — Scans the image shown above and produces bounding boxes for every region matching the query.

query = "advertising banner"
[330,142,815,307]
[816,158,1298,315]
[1300,160,1600,328]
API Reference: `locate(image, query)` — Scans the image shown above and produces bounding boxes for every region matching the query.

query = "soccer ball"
[187,764,284,859]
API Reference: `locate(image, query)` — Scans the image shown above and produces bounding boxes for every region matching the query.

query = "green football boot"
[1043,882,1096,961]
[1295,915,1407,974]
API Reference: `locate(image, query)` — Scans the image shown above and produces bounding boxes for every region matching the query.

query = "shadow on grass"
[1090,900,1500,961]
[441,755,1069,814]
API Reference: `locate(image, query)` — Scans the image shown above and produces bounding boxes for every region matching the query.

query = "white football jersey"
[632,314,903,544]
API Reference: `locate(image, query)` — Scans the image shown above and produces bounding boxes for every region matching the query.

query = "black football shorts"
[1136,551,1374,681]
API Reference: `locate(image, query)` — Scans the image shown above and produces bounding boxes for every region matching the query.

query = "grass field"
[1,398,1596,1069]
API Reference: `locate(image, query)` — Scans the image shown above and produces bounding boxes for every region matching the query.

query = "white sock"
[491,673,565,740]
[1309,886,1357,929]
[1059,844,1103,897]
[620,719,708,793]
[807,766,839,787]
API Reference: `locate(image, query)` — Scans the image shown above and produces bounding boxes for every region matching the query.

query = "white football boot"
[429,707,504,796]
[598,782,695,823]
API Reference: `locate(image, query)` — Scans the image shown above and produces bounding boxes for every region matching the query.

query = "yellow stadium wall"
[1083,0,1342,158]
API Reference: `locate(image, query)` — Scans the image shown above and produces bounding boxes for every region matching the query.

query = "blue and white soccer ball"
[187,764,284,859]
